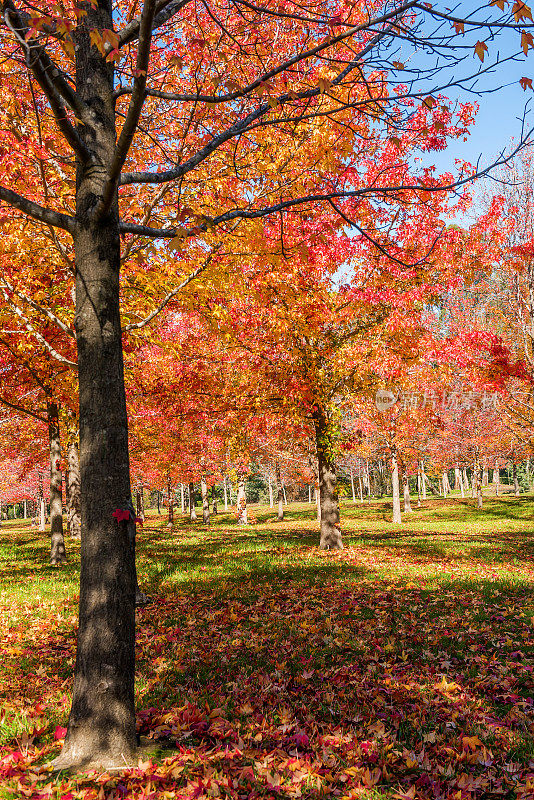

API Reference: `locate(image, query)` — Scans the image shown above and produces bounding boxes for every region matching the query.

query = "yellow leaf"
[474,40,488,62]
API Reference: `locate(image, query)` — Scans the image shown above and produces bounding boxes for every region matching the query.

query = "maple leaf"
[54,725,67,740]
[513,1,533,22]
[520,76,533,91]
[474,41,489,62]
[112,508,131,522]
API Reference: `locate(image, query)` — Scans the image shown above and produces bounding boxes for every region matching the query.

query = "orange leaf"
[520,76,533,91]
[474,41,488,62]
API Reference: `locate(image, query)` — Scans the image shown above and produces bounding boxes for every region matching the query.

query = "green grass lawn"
[1,496,534,799]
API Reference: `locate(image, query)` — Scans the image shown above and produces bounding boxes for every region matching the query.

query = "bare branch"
[118,0,192,47]
[0,185,76,233]
[0,394,47,423]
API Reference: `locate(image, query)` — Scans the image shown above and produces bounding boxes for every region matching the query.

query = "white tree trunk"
[391,450,402,524]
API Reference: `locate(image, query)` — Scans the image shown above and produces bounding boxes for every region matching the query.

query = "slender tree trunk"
[454,467,462,491]
[13,503,17,519]
[462,468,469,497]
[402,466,412,513]
[212,485,218,514]
[39,498,46,532]
[167,475,174,525]
[417,467,421,507]
[157,491,160,515]
[314,410,342,549]
[308,484,312,503]
[47,401,66,566]
[513,462,520,496]
[482,465,489,487]
[201,475,210,524]
[315,486,321,522]
[67,433,81,539]
[223,476,228,511]
[459,468,465,498]
[495,466,500,496]
[268,475,274,508]
[475,458,483,508]
[189,483,197,521]
[358,474,363,502]
[391,448,402,524]
[181,483,185,514]
[350,468,356,502]
[275,461,284,521]
[442,471,448,498]
[421,461,427,501]
[237,476,248,524]
[23,499,27,519]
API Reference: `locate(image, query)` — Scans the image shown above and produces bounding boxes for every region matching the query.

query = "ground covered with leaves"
[1,496,534,799]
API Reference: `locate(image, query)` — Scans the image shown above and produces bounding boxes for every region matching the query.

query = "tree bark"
[237,476,248,524]
[167,474,174,525]
[189,483,197,521]
[314,410,343,549]
[391,448,402,524]
[48,401,66,566]
[513,462,520,496]
[421,461,427,501]
[223,476,228,511]
[212,485,218,514]
[475,458,483,508]
[494,465,500,496]
[157,491,160,515]
[350,468,356,502]
[275,461,284,521]
[66,431,82,539]
[268,475,274,508]
[55,6,138,767]
[442,471,448,498]
[402,465,412,513]
[201,475,210,524]
[358,474,363,502]
[482,465,489,487]
[180,483,185,514]
[416,466,421,507]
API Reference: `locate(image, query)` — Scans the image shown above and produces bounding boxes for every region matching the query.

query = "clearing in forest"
[1,497,534,799]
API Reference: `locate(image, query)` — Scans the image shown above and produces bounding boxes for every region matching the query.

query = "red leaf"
[112,508,131,522]
[54,725,67,740]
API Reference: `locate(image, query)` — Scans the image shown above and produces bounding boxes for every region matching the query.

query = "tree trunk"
[181,483,185,514]
[454,467,462,491]
[212,485,218,514]
[459,467,465,498]
[513,462,520,496]
[494,466,500,496]
[275,461,284,521]
[167,475,174,525]
[66,432,81,539]
[189,483,197,521]
[482,465,489,487]
[358,474,363,502]
[350,468,356,502]
[55,13,139,765]
[416,467,421,507]
[269,475,274,508]
[47,401,66,566]
[315,486,321,521]
[391,448,402,524]
[421,461,427,501]
[314,410,343,549]
[402,466,412,513]
[23,499,27,519]
[475,458,483,508]
[442,471,448,498]
[282,484,287,505]
[237,476,248,524]
[201,475,210,524]
[462,468,469,497]
[223,476,228,511]
[308,484,312,503]
[157,491,160,515]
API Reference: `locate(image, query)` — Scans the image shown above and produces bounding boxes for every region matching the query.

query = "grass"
[1,495,534,799]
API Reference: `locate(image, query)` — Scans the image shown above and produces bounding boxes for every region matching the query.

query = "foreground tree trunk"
[268,475,274,508]
[391,448,402,524]
[494,465,500,496]
[48,401,67,566]
[212,485,218,514]
[314,409,343,549]
[54,7,138,766]
[237,476,248,524]
[420,461,427,501]
[462,468,469,496]
[275,461,284,521]
[475,457,483,508]
[201,475,210,524]
[223,476,228,511]
[66,431,82,539]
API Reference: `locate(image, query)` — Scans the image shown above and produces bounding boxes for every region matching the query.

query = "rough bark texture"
[314,411,343,549]
[53,3,137,769]
[237,477,248,524]
[48,401,67,565]
[189,483,197,521]
[513,462,520,495]
[67,433,82,539]
[462,468,469,496]
[201,476,210,524]
[391,449,402,524]
[275,461,284,521]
